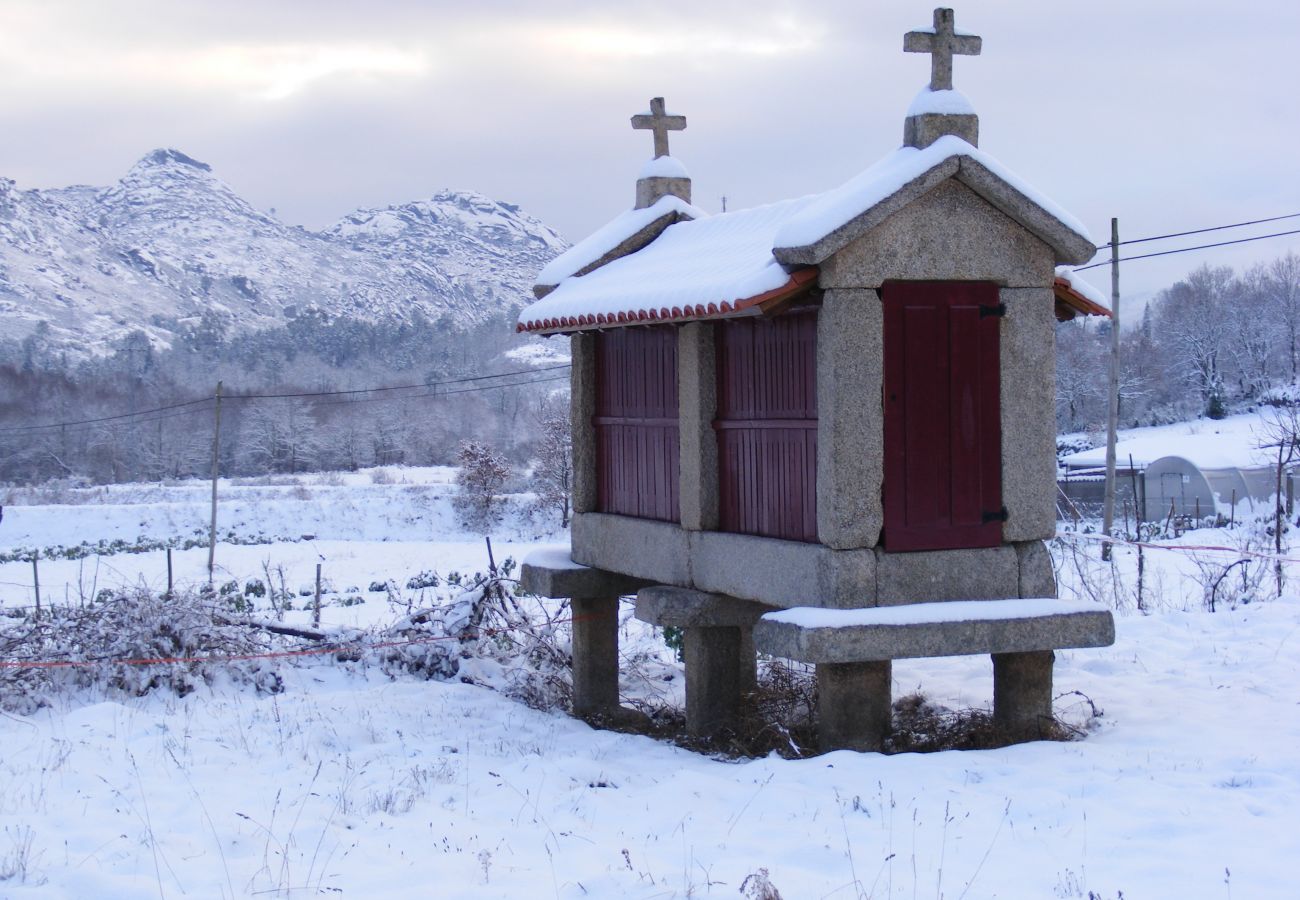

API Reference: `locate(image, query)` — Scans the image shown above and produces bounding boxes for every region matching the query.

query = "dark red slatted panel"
[715,310,818,543]
[882,282,1001,552]
[594,326,680,522]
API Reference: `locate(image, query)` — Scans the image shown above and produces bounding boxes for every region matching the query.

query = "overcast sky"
[2,0,1297,302]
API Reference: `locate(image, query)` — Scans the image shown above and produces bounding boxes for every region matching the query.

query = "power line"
[0,396,214,435]
[1091,212,1300,253]
[1075,228,1300,272]
[231,363,572,401]
[0,364,572,435]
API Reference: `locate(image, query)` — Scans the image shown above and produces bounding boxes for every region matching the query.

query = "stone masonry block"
[1000,288,1058,542]
[1015,540,1058,599]
[570,595,621,718]
[817,290,883,549]
[678,321,719,531]
[874,545,1019,605]
[992,650,1055,739]
[570,332,598,515]
[690,530,875,609]
[571,512,691,586]
[683,626,743,737]
[904,112,978,149]
[817,661,892,752]
[817,180,1056,290]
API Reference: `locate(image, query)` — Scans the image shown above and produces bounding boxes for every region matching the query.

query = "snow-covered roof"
[522,136,1095,333]
[533,194,705,291]
[519,196,819,333]
[1062,430,1275,471]
[1054,265,1110,317]
[772,134,1093,261]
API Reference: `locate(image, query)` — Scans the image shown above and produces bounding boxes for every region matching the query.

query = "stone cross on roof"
[631,97,686,159]
[904,8,982,92]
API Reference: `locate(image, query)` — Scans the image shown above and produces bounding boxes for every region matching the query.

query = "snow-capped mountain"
[0,149,568,352]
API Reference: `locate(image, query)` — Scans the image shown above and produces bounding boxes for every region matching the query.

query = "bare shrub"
[452,441,510,533]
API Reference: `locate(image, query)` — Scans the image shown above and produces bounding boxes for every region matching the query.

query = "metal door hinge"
[979,303,1007,319]
[982,506,1009,524]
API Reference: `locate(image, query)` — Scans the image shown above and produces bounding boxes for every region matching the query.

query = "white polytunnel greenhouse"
[1059,430,1286,523]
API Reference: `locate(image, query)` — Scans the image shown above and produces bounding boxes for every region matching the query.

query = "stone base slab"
[570,512,1059,610]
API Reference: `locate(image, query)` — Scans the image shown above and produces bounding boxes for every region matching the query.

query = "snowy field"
[0,469,1298,897]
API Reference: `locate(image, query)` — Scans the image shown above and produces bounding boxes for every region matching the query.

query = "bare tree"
[1267,252,1300,382]
[529,406,573,527]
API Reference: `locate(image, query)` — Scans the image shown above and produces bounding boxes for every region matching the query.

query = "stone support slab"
[992,650,1055,739]
[683,626,743,737]
[752,599,1114,664]
[570,332,598,515]
[678,322,719,532]
[634,585,776,628]
[520,549,653,599]
[904,112,978,149]
[570,596,621,718]
[1000,288,1058,542]
[817,290,883,549]
[817,660,892,752]
[874,545,1019,605]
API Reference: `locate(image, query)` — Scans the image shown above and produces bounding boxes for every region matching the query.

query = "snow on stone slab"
[1055,264,1110,310]
[522,545,587,571]
[773,133,1093,251]
[905,86,976,116]
[533,194,706,288]
[764,598,1106,630]
[521,194,820,329]
[637,155,689,179]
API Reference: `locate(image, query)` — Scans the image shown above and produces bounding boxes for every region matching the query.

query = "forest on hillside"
[0,308,568,486]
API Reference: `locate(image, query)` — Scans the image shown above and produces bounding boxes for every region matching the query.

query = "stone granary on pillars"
[520,8,1115,751]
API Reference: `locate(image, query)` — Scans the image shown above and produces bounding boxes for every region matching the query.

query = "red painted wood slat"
[715,309,818,543]
[594,327,680,522]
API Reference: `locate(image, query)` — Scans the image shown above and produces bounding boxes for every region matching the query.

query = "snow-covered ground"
[1,470,1298,897]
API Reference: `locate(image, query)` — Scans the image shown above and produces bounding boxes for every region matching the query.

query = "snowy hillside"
[0,149,568,352]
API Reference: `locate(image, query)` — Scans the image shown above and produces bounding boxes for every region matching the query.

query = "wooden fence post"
[313,563,322,628]
[166,548,174,600]
[32,556,41,620]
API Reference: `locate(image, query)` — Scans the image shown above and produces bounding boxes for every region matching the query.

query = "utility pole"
[208,381,223,583]
[1101,218,1121,559]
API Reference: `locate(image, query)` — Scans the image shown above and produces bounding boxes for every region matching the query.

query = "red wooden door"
[594,326,680,522]
[715,309,818,542]
[882,281,1002,551]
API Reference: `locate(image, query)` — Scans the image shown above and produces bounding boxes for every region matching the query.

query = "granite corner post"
[570,332,598,517]
[999,287,1058,543]
[678,321,719,532]
[816,288,883,551]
